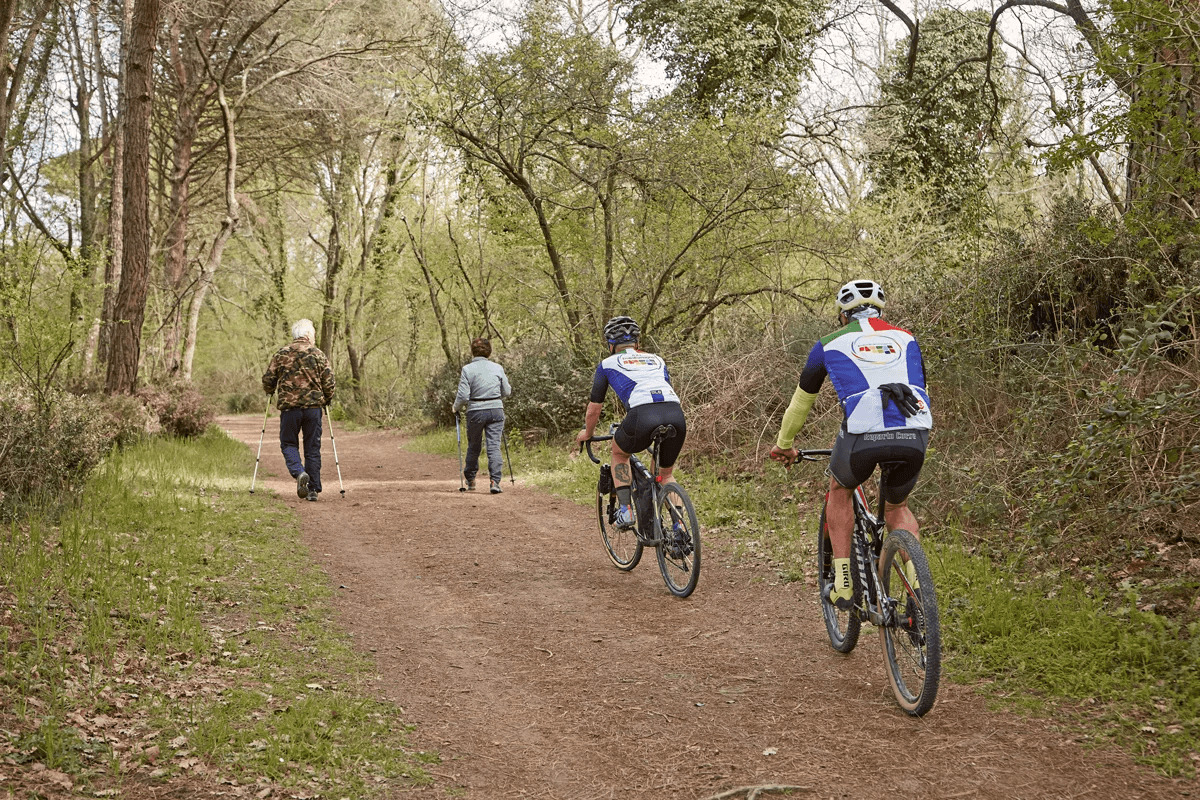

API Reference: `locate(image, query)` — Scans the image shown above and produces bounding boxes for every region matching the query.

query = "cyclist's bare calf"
[611,440,676,486]
[825,473,920,560]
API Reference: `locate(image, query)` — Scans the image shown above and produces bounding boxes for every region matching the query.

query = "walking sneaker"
[307,491,318,502]
[297,472,310,499]
[464,472,476,491]
[668,520,692,559]
[490,481,502,494]
[614,504,635,529]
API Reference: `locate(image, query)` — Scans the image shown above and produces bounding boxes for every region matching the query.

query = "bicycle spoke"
[655,483,701,598]
[879,530,941,716]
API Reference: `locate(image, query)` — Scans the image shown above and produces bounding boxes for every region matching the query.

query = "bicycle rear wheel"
[878,529,941,716]
[655,482,700,598]
[816,507,861,653]
[598,485,642,570]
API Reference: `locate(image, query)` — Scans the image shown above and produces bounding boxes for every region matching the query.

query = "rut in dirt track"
[221,416,1191,800]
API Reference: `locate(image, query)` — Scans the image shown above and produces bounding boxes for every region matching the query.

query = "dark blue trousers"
[280,407,323,492]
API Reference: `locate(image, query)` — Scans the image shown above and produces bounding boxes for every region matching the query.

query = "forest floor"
[219,416,1195,800]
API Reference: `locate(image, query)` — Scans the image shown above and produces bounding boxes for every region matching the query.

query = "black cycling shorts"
[614,401,686,468]
[830,428,929,505]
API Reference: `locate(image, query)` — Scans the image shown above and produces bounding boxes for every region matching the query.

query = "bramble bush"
[139,382,217,437]
[0,383,114,517]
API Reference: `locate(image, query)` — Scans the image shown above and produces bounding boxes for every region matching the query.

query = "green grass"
[0,428,433,796]
[409,425,1200,777]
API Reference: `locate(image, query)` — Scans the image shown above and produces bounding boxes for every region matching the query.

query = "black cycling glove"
[879,383,920,417]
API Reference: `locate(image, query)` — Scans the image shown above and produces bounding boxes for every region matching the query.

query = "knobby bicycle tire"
[816,507,861,653]
[598,485,642,571]
[655,482,701,598]
[879,529,941,716]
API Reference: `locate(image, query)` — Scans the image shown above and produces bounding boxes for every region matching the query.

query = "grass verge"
[0,428,434,798]
[407,426,1199,777]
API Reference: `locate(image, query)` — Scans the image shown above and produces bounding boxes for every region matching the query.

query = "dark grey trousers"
[464,407,505,484]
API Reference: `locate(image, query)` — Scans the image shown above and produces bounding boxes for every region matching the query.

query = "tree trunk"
[1122,6,1200,224]
[97,0,135,368]
[82,0,112,373]
[1,0,54,186]
[161,103,196,374]
[181,80,239,381]
[105,0,161,394]
[318,215,342,356]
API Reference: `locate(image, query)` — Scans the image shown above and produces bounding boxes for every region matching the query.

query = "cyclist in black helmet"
[575,316,688,533]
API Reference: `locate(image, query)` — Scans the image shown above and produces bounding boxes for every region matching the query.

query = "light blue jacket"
[453,357,512,413]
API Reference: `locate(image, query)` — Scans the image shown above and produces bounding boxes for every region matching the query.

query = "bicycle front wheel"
[655,482,701,598]
[598,485,642,570]
[816,507,861,653]
[879,529,941,716]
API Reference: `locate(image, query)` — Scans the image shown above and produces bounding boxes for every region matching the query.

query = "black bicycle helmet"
[603,315,640,346]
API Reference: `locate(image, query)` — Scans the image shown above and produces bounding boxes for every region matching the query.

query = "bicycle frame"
[799,450,899,628]
[583,428,665,545]
[850,485,897,628]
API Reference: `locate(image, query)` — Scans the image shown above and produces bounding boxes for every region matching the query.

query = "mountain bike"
[798,449,941,716]
[581,425,701,598]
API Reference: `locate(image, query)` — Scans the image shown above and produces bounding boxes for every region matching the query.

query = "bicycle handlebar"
[579,434,614,464]
[796,448,832,461]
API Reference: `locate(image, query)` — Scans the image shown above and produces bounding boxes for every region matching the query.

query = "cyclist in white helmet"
[769,280,933,608]
[575,316,687,535]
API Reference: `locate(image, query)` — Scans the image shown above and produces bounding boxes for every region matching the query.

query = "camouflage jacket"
[262,339,335,410]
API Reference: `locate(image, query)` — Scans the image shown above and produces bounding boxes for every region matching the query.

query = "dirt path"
[221,416,1192,800]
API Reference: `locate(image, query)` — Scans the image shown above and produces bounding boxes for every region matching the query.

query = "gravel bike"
[582,426,700,598]
[798,449,941,716]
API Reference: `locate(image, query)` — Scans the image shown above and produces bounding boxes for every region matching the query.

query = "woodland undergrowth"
[0,431,432,797]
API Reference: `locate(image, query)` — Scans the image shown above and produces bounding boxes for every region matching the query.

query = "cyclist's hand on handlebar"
[769,445,798,467]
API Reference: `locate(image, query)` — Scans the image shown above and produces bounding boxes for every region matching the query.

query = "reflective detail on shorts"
[830,428,928,504]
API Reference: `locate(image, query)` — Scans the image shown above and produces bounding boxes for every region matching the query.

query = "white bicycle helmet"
[835,279,886,313]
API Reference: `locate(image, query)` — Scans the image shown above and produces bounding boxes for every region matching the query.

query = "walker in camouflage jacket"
[262,339,336,410]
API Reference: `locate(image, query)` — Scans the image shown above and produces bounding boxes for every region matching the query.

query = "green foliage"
[0,432,432,793]
[137,382,217,438]
[866,8,1005,223]
[0,382,115,518]
[934,535,1200,775]
[626,0,829,116]
[498,347,596,435]
[420,347,596,435]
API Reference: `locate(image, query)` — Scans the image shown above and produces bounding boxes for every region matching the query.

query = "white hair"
[292,319,316,341]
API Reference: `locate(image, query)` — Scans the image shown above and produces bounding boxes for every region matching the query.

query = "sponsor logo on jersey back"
[617,352,661,370]
[851,334,903,365]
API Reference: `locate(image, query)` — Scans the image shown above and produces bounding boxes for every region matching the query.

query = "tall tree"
[105,0,160,394]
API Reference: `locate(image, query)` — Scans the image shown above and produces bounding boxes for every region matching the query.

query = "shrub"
[99,392,160,448]
[0,383,114,517]
[223,390,262,414]
[421,347,598,436]
[419,360,461,428]
[498,347,595,435]
[138,382,216,438]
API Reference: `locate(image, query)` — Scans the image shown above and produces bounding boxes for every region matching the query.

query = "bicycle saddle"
[652,425,677,441]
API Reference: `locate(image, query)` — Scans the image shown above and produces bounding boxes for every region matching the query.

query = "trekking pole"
[455,413,466,492]
[502,427,515,485]
[325,407,346,497]
[250,394,272,494]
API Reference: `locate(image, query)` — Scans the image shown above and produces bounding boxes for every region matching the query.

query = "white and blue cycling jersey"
[590,348,679,409]
[798,317,932,433]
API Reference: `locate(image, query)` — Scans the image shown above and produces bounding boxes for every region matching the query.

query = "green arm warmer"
[776,386,818,449]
